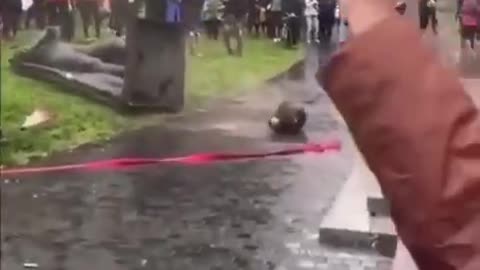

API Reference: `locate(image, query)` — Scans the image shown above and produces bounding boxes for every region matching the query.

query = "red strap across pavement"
[0,142,341,176]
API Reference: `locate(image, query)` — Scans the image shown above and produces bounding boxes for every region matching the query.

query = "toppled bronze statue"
[12,27,125,77]
[268,101,307,135]
[74,37,127,66]
[9,21,186,112]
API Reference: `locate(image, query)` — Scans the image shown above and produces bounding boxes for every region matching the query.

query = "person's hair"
[395,2,407,15]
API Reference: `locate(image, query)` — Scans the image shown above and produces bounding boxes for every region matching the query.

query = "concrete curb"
[319,151,397,258]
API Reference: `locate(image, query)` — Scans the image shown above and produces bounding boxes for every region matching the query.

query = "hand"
[339,0,396,35]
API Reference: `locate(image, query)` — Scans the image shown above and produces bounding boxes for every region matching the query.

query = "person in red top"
[321,0,480,269]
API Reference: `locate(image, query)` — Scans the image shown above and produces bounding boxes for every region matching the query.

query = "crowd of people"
[0,0,133,41]
[199,0,340,50]
[0,0,343,52]
[4,0,480,60]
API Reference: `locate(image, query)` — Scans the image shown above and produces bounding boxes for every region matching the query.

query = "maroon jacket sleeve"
[320,16,480,270]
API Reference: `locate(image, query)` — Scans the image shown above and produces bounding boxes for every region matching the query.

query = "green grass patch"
[1,30,302,166]
[187,38,303,102]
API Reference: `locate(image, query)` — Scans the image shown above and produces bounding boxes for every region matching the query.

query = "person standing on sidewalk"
[304,0,319,44]
[321,0,480,269]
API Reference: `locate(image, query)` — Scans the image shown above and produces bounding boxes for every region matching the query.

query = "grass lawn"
[1,30,303,166]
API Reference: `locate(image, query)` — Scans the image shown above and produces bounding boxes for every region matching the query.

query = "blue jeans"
[166,1,181,23]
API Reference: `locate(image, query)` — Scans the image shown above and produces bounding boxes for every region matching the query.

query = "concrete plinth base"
[319,151,397,257]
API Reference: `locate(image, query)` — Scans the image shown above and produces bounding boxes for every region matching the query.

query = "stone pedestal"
[319,151,397,258]
[122,18,185,112]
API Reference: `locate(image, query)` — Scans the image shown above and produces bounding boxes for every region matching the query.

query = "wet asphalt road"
[1,40,391,270]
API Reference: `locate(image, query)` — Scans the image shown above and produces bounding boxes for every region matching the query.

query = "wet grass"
[1,30,302,166]
[1,31,126,165]
[187,37,303,103]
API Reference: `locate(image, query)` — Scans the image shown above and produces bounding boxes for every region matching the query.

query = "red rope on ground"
[0,142,341,176]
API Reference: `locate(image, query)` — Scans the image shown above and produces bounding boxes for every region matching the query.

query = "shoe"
[315,39,320,43]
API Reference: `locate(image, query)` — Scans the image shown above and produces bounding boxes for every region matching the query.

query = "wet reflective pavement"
[1,44,391,270]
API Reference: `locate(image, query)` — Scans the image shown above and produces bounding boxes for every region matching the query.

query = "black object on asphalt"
[268,101,307,135]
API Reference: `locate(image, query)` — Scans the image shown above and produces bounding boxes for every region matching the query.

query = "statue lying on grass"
[12,27,125,77]
[9,27,130,104]
[10,22,186,112]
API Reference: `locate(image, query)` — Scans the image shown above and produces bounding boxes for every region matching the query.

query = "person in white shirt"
[304,0,319,43]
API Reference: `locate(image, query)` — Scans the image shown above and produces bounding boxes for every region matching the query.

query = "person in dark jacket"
[25,2,35,29]
[247,0,256,34]
[25,0,47,30]
[282,0,303,47]
[248,0,262,36]
[46,0,61,25]
[222,0,247,56]
[418,0,437,34]
[1,0,22,40]
[45,0,75,41]
[269,0,283,41]
[109,0,129,36]
[318,0,336,42]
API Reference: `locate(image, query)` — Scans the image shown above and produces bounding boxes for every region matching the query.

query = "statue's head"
[10,27,61,64]
[27,26,61,51]
[44,27,61,41]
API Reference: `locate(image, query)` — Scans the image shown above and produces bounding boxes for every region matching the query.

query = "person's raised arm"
[319,1,480,269]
